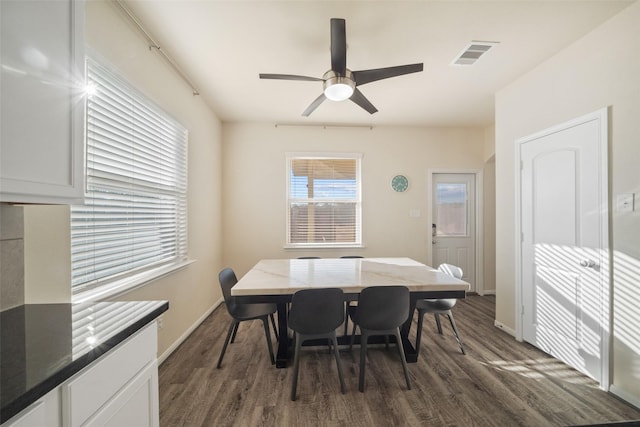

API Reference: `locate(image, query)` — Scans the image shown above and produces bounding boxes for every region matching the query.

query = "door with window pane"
[432,173,476,290]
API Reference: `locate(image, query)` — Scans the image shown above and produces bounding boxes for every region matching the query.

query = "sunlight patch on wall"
[613,250,640,361]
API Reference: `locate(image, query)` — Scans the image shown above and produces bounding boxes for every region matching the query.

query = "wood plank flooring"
[159,295,640,426]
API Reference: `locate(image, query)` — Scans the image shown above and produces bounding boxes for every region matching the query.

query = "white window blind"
[286,154,362,247]
[71,57,188,295]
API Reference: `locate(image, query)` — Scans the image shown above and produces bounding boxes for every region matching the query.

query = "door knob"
[432,240,437,245]
[579,259,597,269]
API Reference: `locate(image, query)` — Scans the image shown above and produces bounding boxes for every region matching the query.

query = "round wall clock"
[391,175,409,192]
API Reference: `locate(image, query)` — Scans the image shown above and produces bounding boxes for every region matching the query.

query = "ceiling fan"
[259,18,424,116]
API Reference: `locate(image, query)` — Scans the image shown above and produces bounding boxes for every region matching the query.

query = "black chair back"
[356,286,409,331]
[289,288,344,335]
[216,267,277,368]
[218,267,238,309]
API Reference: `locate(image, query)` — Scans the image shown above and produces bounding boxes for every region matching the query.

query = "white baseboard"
[494,320,516,337]
[481,290,496,295]
[158,298,223,365]
[609,384,640,410]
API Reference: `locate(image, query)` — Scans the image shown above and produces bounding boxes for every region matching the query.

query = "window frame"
[285,152,363,249]
[71,55,190,303]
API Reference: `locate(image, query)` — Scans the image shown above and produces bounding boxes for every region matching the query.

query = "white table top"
[231,257,470,296]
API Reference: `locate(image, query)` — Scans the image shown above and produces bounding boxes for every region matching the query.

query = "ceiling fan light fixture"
[323,70,355,101]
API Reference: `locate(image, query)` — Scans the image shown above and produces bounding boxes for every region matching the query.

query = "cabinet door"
[1,389,60,427]
[0,0,85,204]
[62,323,158,427]
[88,361,160,427]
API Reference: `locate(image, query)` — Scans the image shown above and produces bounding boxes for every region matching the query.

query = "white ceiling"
[123,0,632,127]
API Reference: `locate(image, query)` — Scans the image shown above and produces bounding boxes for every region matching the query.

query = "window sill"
[72,259,196,303]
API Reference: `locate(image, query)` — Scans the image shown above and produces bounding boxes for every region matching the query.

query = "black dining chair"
[216,268,278,368]
[415,263,465,354]
[288,288,346,401]
[349,286,412,392]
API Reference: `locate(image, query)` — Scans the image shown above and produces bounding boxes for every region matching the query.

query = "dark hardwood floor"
[159,295,640,426]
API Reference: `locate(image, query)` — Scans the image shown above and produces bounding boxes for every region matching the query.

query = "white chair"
[415,263,465,354]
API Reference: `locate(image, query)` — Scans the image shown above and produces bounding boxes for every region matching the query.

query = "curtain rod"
[113,0,200,96]
[275,123,374,130]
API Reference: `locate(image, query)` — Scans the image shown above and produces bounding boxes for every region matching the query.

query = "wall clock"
[391,175,409,192]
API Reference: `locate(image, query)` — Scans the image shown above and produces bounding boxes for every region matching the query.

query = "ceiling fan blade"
[259,73,322,81]
[302,93,327,116]
[350,88,378,114]
[330,18,347,76]
[352,63,423,86]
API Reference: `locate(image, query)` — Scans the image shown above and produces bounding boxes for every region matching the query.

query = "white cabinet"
[1,391,60,427]
[1,322,159,427]
[0,0,85,204]
[62,323,159,427]
[82,361,158,427]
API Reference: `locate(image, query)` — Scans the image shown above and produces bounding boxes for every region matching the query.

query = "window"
[286,154,362,247]
[434,183,468,236]
[71,57,188,298]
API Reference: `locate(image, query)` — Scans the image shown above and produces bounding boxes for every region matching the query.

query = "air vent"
[451,41,499,66]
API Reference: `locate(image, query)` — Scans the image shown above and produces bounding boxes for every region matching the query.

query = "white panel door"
[520,109,608,385]
[432,173,476,290]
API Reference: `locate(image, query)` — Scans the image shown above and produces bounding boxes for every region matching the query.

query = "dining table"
[231,257,471,368]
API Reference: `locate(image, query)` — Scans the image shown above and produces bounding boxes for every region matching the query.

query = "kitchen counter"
[0,300,168,423]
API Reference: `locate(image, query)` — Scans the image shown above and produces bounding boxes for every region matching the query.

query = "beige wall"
[24,205,71,303]
[495,1,640,405]
[482,125,496,293]
[483,125,495,162]
[221,123,486,276]
[482,156,496,294]
[21,1,224,358]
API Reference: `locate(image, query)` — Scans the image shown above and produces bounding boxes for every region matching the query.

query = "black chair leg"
[291,334,303,401]
[394,328,412,390]
[262,317,276,365]
[446,313,465,354]
[344,303,350,336]
[434,313,444,334]
[217,320,237,368]
[330,332,346,394]
[230,321,240,343]
[358,331,369,392]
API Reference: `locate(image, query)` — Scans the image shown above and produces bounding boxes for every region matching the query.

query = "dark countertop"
[0,300,169,423]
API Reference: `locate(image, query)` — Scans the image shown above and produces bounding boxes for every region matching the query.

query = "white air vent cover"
[451,41,499,66]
